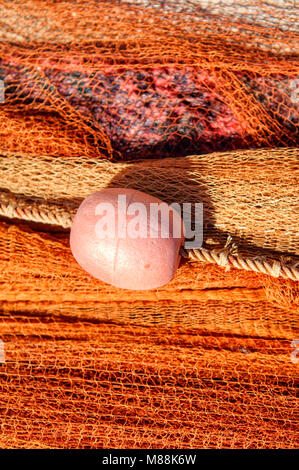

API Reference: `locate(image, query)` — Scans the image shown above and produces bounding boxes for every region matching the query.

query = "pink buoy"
[70,188,185,290]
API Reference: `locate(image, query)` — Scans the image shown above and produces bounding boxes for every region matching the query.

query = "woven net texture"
[0,0,298,449]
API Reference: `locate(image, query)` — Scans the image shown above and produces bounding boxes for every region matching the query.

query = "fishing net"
[0,0,298,449]
[0,0,298,159]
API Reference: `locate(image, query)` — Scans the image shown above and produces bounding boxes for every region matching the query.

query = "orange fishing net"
[0,0,298,449]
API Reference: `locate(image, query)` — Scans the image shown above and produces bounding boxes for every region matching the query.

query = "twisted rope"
[1,197,299,282]
[0,196,73,229]
[180,236,299,282]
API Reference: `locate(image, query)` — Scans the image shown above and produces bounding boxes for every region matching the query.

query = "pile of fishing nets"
[0,0,298,449]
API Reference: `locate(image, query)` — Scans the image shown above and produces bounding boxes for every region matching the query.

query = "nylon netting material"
[1,148,299,258]
[0,0,298,159]
[0,0,298,449]
[0,221,298,448]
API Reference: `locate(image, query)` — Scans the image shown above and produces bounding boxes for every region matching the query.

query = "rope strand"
[180,239,299,282]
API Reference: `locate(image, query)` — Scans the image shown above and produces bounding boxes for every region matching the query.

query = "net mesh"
[1,147,298,256]
[0,0,298,449]
[0,0,298,159]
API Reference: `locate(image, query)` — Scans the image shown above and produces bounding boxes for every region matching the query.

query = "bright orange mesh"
[0,0,298,449]
[0,221,298,448]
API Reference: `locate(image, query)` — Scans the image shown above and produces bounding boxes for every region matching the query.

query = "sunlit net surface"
[0,0,298,448]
